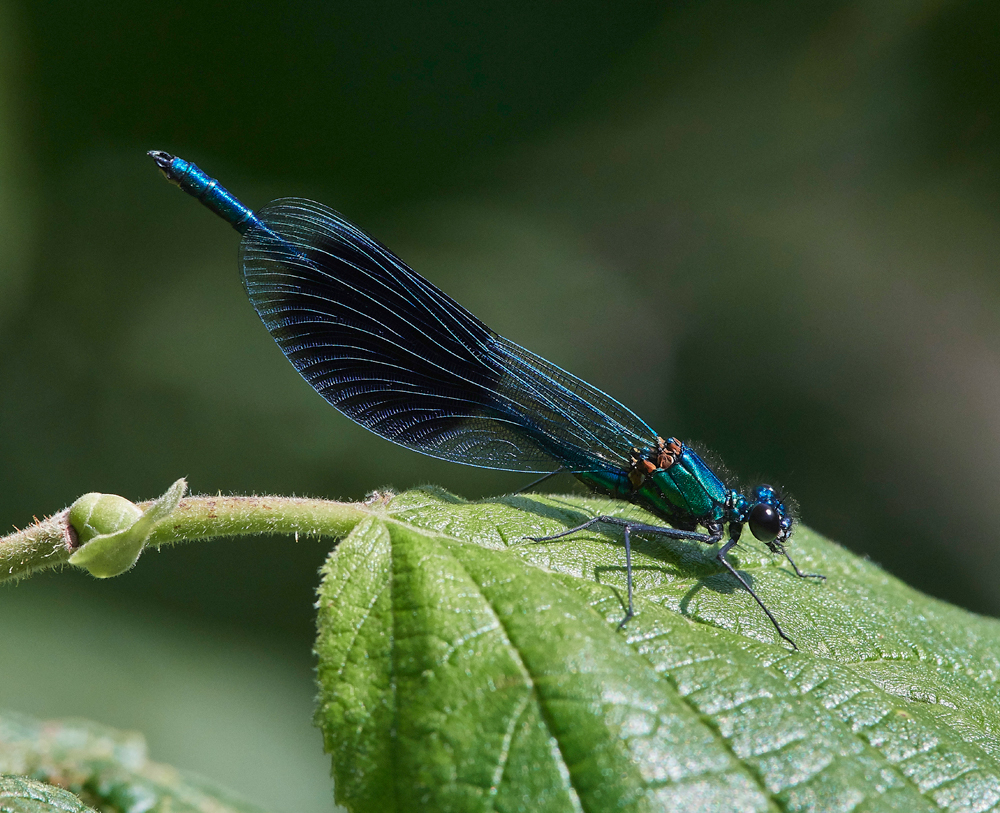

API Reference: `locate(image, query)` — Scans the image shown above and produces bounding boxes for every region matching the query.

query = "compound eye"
[749,503,781,543]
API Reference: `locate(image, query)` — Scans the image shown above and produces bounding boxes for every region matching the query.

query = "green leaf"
[0,711,271,813]
[315,487,1000,813]
[0,776,96,813]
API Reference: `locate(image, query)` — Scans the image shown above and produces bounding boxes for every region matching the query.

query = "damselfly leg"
[529,516,801,648]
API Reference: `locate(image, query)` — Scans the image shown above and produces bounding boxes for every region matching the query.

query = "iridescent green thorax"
[574,436,731,528]
[630,437,729,523]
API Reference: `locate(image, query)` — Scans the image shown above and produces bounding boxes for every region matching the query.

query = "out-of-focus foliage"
[0,776,97,813]
[0,712,269,813]
[0,578,333,813]
[2,0,1000,810]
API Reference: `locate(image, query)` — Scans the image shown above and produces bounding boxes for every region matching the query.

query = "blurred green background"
[1,0,999,810]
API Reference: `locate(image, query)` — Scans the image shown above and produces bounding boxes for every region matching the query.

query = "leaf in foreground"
[316,487,1000,813]
[0,712,270,813]
[0,775,96,813]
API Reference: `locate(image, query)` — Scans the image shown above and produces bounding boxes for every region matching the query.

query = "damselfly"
[149,151,824,648]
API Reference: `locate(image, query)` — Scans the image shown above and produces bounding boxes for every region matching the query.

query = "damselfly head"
[747,484,793,549]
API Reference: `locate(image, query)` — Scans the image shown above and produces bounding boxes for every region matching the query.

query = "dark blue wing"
[238,198,658,473]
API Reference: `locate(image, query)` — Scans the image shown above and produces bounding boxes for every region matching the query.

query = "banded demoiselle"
[149,151,823,649]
